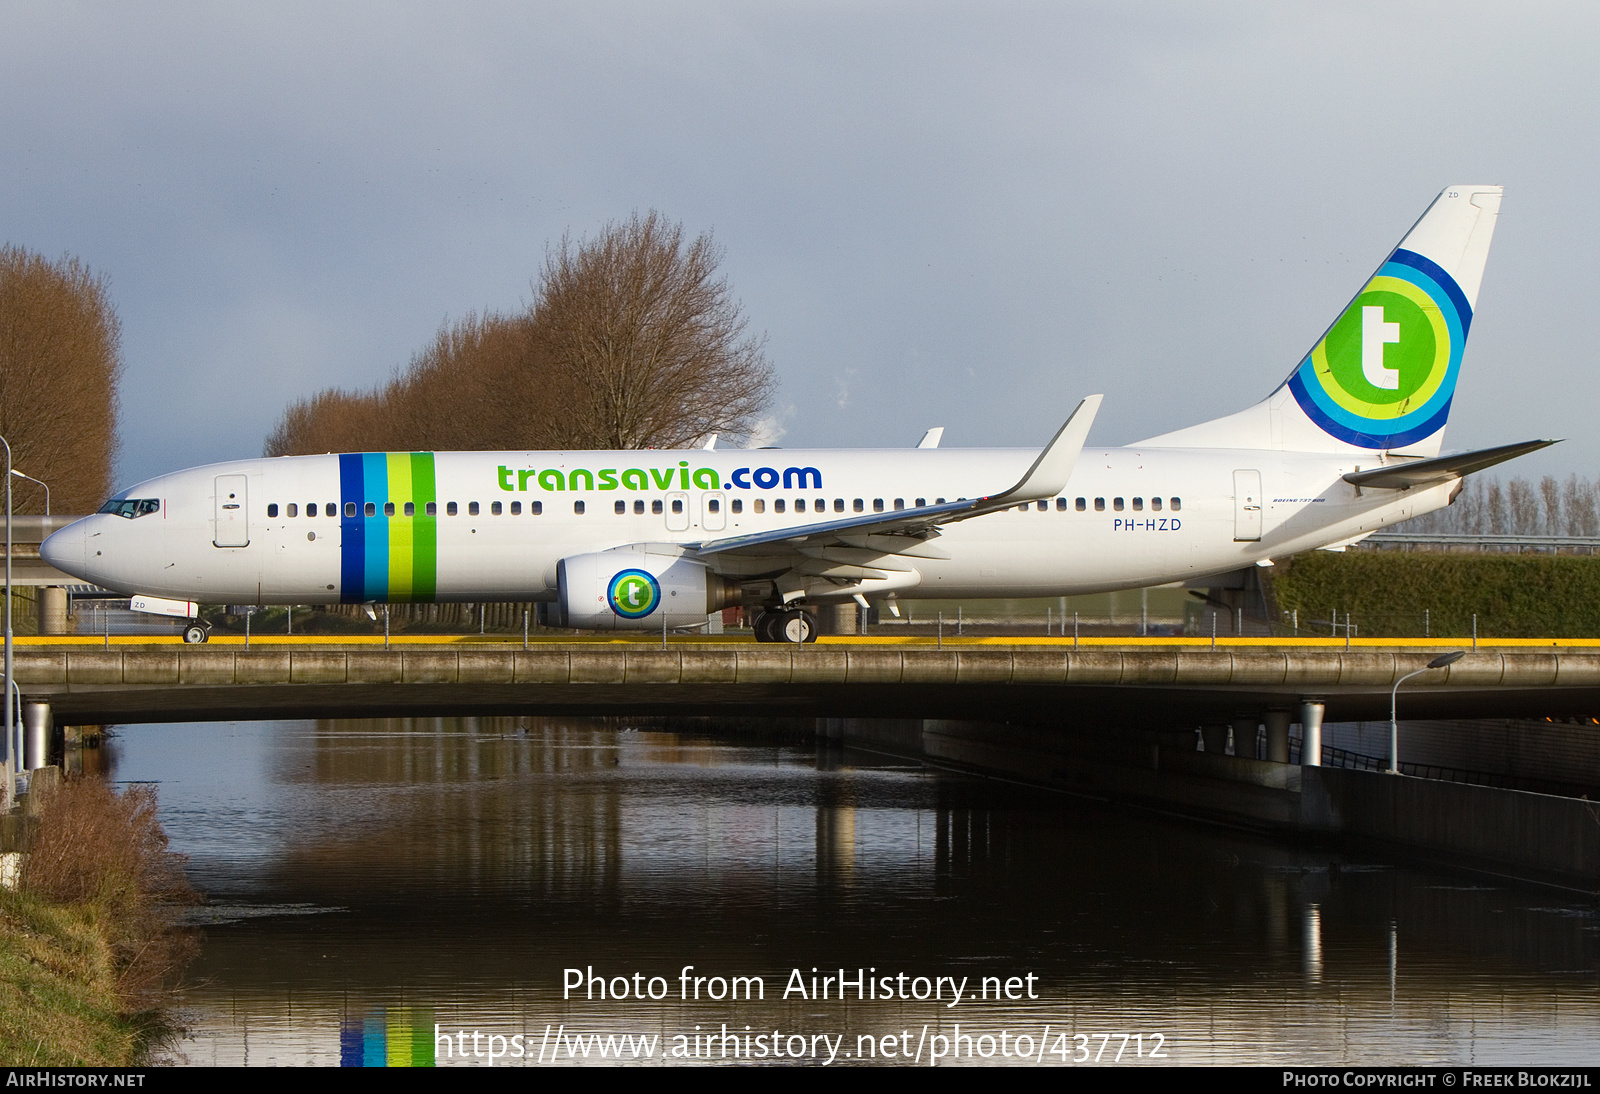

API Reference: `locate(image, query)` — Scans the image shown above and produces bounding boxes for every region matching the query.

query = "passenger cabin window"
[510,501,521,515]
[754,499,765,514]
[384,502,396,516]
[652,500,663,515]
[490,501,502,515]
[287,503,298,518]
[1132,497,1142,511]
[894,499,905,510]
[1076,498,1086,511]
[1151,497,1162,512]
[346,502,357,518]
[447,502,458,516]
[795,499,806,513]
[405,502,416,516]
[365,502,376,517]
[615,500,626,515]
[426,502,437,516]
[98,498,160,519]
[267,503,278,517]
[1093,498,1105,512]
[814,498,824,511]
[1056,498,1068,511]
[731,499,743,514]
[708,498,720,513]
[834,499,845,513]
[853,499,864,512]
[633,500,644,515]
[671,499,683,514]
[1113,498,1124,511]
[468,502,480,516]
[574,500,585,514]
[1036,500,1047,511]
[1171,497,1182,511]
[873,499,885,512]
[531,501,543,515]
[774,499,786,513]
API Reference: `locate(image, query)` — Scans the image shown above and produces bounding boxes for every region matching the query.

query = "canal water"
[105,717,1600,1066]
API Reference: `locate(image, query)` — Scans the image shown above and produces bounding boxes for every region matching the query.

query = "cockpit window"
[98,498,160,519]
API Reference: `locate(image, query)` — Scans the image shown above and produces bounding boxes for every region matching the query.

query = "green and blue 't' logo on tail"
[1287,248,1470,449]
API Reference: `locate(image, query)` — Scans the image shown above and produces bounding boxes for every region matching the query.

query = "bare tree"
[533,212,774,450]
[1540,475,1562,536]
[0,247,121,512]
[264,212,775,456]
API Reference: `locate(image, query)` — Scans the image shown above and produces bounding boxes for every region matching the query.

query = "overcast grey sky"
[3,2,1595,490]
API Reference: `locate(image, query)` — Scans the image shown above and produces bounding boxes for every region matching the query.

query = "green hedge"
[1273,551,1600,638]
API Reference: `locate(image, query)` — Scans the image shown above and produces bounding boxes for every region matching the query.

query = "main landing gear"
[182,620,211,644]
[752,608,816,644]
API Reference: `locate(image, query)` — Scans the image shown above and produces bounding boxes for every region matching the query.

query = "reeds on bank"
[0,776,197,1065]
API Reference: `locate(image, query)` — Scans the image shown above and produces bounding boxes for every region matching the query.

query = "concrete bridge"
[13,637,1600,726]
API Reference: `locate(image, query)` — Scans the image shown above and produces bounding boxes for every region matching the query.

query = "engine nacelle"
[547,547,739,631]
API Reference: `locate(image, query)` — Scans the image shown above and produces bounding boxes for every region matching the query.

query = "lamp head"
[1427,650,1467,669]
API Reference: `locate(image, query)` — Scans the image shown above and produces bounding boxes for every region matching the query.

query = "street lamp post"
[9,470,48,517]
[1389,650,1467,774]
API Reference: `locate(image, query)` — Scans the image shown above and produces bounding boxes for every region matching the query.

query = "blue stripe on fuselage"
[339,453,365,603]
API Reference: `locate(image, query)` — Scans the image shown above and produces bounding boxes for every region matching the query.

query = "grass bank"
[0,778,196,1065]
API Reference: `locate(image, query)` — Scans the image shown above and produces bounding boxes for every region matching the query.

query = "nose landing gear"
[182,621,210,644]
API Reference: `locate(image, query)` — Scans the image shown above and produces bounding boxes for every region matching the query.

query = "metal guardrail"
[1366,532,1600,552]
[1287,739,1599,798]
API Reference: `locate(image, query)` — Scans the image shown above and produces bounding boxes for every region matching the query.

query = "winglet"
[986,394,1103,503]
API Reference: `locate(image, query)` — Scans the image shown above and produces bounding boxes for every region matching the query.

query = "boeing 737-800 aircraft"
[42,185,1551,642]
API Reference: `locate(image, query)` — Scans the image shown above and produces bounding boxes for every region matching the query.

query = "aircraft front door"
[1233,469,1262,542]
[214,474,249,547]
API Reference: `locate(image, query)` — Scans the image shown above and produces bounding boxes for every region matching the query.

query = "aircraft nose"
[40,522,87,580]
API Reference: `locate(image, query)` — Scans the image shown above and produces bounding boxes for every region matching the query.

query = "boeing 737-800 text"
[41,185,1552,642]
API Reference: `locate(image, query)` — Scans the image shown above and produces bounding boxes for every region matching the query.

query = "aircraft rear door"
[1233,470,1262,542]
[214,474,250,547]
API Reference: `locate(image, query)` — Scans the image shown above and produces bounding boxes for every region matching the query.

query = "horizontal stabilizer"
[1342,439,1558,490]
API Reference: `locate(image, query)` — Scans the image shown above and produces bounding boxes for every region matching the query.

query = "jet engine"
[545,547,740,631]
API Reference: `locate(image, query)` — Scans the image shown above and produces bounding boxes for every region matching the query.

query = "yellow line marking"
[12,635,1596,648]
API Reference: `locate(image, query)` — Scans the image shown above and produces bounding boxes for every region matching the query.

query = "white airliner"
[42,185,1550,643]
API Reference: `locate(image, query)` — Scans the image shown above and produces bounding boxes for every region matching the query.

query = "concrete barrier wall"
[1301,766,1600,886]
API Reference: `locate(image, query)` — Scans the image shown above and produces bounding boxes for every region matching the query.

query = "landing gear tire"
[182,622,210,645]
[753,611,781,643]
[778,609,816,644]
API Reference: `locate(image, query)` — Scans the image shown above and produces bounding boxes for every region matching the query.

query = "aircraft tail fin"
[1139,186,1503,457]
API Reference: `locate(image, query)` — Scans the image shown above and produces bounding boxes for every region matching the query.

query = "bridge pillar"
[1264,709,1292,764]
[1200,723,1230,755]
[22,701,51,771]
[37,586,68,636]
[1299,699,1325,767]
[1230,715,1261,759]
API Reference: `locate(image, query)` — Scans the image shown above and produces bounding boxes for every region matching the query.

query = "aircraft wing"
[1342,439,1558,490]
[691,395,1103,558]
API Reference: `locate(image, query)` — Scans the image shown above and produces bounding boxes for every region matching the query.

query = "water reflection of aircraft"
[45,186,1548,643]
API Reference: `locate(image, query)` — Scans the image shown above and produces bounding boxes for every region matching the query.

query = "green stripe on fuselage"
[411,452,437,600]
